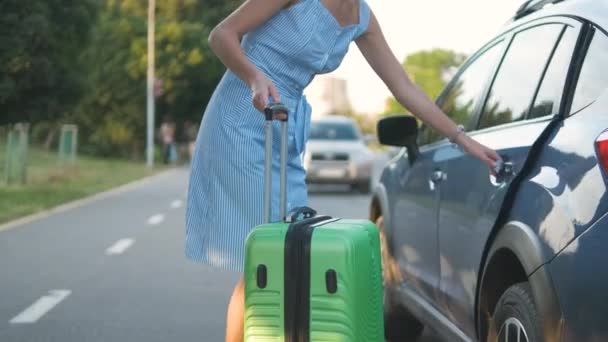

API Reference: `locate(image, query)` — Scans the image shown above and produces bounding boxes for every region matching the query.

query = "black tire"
[492,283,542,342]
[352,180,371,194]
[384,288,424,341]
[376,216,423,341]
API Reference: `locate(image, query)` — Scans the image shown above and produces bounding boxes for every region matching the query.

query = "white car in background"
[303,115,375,193]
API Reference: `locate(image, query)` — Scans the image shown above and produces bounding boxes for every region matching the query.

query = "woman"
[185,0,500,341]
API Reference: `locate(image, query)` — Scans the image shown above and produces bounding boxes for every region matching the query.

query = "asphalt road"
[0,165,441,342]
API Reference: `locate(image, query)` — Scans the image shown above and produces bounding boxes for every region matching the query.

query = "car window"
[309,122,359,140]
[418,41,504,145]
[570,29,608,115]
[529,27,578,119]
[479,24,564,129]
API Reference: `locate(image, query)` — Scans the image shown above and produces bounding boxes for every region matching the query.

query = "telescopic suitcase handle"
[263,103,289,224]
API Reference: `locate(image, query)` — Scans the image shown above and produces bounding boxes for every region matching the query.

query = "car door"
[391,39,505,303]
[435,19,582,336]
[390,144,444,302]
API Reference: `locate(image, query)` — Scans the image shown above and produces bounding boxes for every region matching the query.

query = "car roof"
[458,0,608,75]
[506,0,608,31]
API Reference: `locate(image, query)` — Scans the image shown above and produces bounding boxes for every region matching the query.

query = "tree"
[382,49,466,116]
[0,0,98,126]
[76,0,241,157]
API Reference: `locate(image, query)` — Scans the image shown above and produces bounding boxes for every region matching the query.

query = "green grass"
[0,143,162,225]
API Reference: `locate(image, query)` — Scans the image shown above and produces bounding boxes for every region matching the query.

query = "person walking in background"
[185,1,501,341]
[182,120,198,163]
[160,115,177,165]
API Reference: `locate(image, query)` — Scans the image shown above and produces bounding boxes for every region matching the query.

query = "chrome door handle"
[430,170,446,183]
[494,159,514,178]
[491,159,515,185]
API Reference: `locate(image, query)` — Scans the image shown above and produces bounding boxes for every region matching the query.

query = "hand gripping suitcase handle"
[263,103,289,223]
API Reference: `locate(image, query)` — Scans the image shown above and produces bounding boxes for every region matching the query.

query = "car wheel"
[352,181,371,194]
[491,282,541,342]
[376,216,423,341]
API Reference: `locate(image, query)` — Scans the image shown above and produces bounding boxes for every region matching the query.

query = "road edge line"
[0,168,180,233]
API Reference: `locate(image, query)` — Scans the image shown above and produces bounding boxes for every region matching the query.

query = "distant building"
[305,75,353,118]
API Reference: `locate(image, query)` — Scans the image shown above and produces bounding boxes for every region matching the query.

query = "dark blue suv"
[371,1,608,341]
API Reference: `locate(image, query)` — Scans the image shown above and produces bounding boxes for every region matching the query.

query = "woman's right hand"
[456,134,502,175]
[249,73,281,113]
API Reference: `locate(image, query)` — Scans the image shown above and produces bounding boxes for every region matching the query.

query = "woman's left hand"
[456,135,502,174]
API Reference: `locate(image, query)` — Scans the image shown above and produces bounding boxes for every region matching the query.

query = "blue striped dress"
[185,0,371,272]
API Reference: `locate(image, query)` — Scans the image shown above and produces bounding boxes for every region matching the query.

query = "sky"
[305,0,525,114]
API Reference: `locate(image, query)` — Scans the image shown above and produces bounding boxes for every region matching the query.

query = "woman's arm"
[356,11,500,168]
[208,0,293,111]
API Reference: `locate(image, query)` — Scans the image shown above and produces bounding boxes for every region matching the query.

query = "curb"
[0,168,180,233]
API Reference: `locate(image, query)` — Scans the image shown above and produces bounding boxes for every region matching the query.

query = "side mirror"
[377,115,420,163]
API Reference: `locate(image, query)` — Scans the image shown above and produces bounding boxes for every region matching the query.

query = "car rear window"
[529,27,578,119]
[309,122,359,140]
[570,29,608,115]
[479,24,564,129]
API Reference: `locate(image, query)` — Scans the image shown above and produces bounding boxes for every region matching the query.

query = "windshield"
[309,122,359,141]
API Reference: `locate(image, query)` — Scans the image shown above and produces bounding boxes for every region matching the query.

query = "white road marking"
[105,238,135,255]
[147,214,165,225]
[170,199,183,209]
[10,290,71,324]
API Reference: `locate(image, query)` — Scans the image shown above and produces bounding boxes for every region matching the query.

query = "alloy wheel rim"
[498,317,529,342]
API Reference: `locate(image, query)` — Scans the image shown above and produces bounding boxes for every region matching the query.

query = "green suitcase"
[243,104,384,342]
